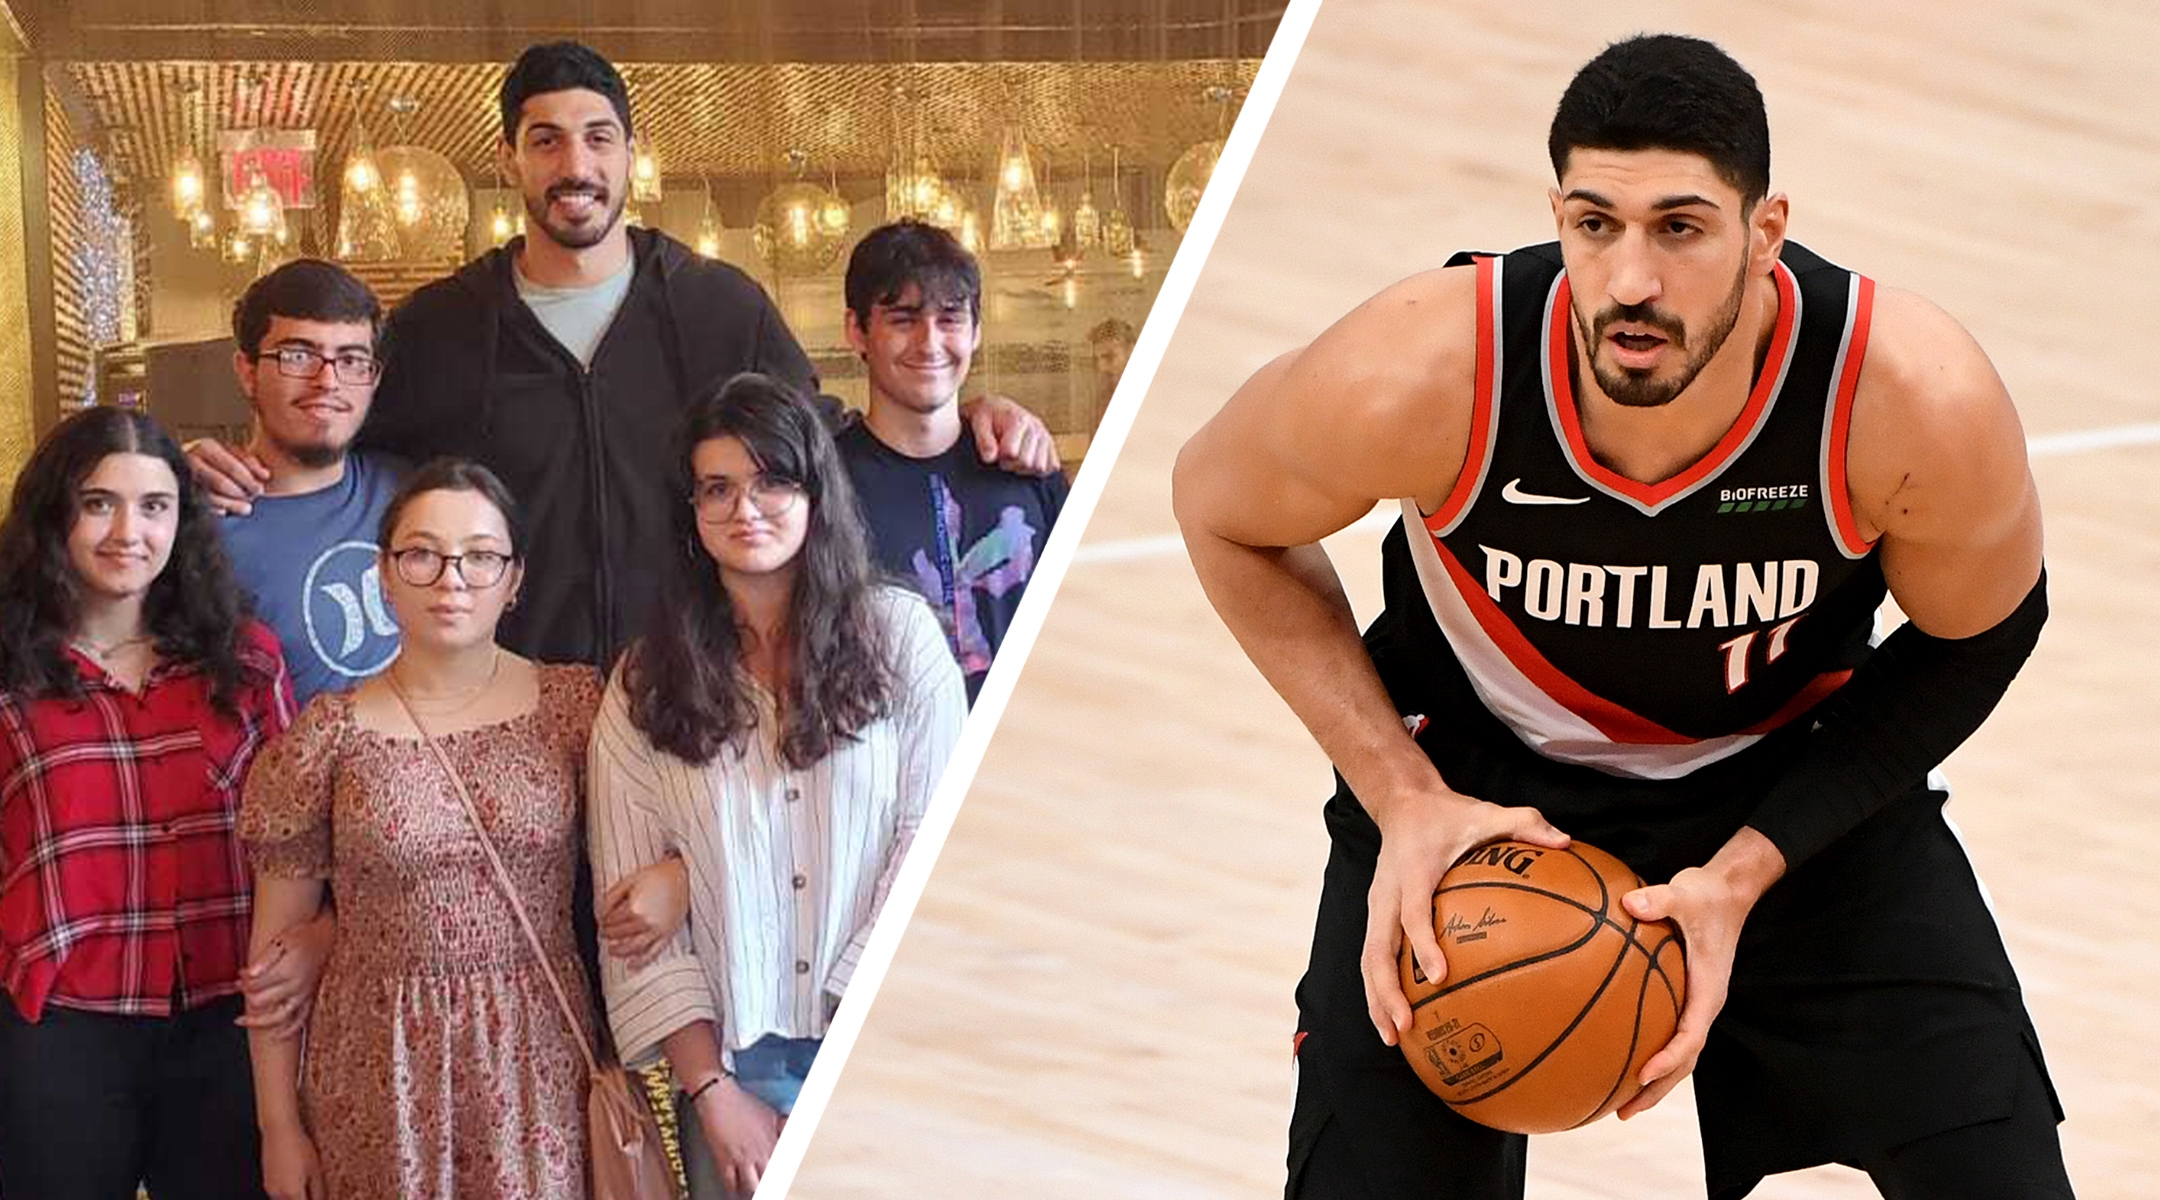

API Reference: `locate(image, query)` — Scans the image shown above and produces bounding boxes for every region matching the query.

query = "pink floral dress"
[240,665,602,1200]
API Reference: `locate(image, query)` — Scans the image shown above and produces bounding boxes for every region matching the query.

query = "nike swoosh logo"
[1500,478,1590,506]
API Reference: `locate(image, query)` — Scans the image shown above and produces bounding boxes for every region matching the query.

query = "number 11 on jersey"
[1718,615,1805,693]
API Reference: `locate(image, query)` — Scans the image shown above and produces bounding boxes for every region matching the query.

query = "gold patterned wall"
[43,83,91,412]
[47,53,1255,453]
[21,20,1266,462]
[0,57,35,492]
[69,58,1257,204]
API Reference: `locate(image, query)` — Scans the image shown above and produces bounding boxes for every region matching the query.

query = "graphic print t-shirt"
[836,422,1066,702]
[218,452,405,708]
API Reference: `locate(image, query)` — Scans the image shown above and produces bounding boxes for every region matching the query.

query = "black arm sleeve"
[1746,569,2048,868]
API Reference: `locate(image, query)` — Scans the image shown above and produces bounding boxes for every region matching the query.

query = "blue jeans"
[679,1035,821,1200]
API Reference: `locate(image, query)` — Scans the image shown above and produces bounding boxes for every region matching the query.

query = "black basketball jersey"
[1402,240,1887,779]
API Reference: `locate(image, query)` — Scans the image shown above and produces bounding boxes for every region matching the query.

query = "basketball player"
[1174,35,2068,1200]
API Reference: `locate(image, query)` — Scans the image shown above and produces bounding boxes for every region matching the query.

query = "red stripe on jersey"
[1548,262,1799,507]
[1825,276,1878,557]
[1739,668,1853,734]
[1426,255,1497,533]
[1430,537,1694,745]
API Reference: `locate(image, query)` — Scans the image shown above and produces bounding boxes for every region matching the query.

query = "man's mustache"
[1592,301,1687,348]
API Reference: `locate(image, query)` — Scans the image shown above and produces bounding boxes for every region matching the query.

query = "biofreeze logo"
[1718,483,1808,513]
[1479,547,1818,629]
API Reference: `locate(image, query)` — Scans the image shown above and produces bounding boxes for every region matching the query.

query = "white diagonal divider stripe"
[754,3,1330,1194]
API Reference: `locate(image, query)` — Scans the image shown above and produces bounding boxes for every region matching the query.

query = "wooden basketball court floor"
[789,3,2160,1196]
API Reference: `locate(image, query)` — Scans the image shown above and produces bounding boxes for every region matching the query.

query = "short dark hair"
[1548,34,1771,210]
[231,258,382,358]
[377,457,528,560]
[844,219,982,330]
[500,41,634,143]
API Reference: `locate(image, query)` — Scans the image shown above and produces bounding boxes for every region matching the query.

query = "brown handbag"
[390,676,682,1200]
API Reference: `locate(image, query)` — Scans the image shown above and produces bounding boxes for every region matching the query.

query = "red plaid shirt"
[0,621,292,1022]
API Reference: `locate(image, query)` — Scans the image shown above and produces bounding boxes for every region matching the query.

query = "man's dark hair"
[844,219,982,329]
[1548,34,1771,210]
[230,258,382,358]
[500,41,634,143]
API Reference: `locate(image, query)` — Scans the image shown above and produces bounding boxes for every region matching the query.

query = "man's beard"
[1573,254,1750,408]
[265,430,347,470]
[524,179,625,251]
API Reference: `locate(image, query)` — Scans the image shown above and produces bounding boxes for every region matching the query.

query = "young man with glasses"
[219,258,404,710]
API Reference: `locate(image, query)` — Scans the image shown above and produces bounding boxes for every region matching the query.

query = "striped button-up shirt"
[590,588,965,1067]
[0,622,292,1021]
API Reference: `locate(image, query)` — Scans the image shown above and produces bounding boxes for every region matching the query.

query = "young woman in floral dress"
[241,459,603,1200]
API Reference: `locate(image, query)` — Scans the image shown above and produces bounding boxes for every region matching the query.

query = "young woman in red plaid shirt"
[0,406,296,1200]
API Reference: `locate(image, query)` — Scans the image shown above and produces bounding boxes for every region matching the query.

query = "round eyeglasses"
[388,547,515,588]
[691,474,805,521]
[255,346,382,385]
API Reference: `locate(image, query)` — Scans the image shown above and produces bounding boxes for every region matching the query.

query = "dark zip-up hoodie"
[361,226,819,669]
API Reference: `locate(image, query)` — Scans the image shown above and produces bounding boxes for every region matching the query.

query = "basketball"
[1396,840,1686,1134]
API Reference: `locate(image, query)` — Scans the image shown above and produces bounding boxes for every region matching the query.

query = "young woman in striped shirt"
[0,406,294,1200]
[589,374,966,1200]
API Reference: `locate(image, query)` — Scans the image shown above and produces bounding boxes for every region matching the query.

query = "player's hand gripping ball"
[1397,839,1686,1133]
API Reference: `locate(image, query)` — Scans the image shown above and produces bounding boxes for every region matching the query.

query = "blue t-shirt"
[217,453,406,709]
[835,423,1065,703]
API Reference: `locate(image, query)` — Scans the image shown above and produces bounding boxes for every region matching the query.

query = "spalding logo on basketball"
[1397,839,1685,1134]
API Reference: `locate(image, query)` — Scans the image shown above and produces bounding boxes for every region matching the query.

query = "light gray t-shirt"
[514,256,635,369]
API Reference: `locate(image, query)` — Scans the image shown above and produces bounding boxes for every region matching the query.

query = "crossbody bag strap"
[386,675,605,1080]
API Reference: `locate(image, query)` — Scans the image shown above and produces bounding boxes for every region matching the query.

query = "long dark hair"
[626,373,895,767]
[0,406,265,712]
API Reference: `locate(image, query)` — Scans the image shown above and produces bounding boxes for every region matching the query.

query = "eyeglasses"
[388,547,515,588]
[255,346,382,385]
[691,474,805,521]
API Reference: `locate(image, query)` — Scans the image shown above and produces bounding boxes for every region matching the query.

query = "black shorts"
[1287,1014,2072,1200]
[1290,531,2064,1198]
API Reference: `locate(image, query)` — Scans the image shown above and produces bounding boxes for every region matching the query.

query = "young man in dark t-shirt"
[835,221,1066,702]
